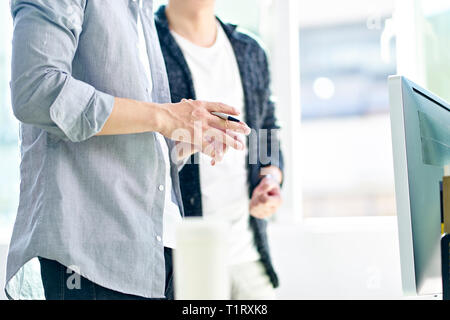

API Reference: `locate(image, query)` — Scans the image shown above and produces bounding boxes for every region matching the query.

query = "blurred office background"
[1,0,449,299]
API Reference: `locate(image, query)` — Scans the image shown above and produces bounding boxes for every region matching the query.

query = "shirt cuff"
[49,76,115,142]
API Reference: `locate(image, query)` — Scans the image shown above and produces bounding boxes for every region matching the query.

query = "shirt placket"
[130,0,167,298]
[138,0,171,104]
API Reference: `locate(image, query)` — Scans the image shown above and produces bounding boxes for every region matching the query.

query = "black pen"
[211,112,241,123]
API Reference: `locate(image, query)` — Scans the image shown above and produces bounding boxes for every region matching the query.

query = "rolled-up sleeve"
[10,0,115,142]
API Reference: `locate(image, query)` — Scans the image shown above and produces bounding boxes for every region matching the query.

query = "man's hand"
[250,167,283,219]
[160,99,250,165]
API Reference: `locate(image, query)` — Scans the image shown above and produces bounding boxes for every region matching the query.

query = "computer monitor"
[389,75,450,296]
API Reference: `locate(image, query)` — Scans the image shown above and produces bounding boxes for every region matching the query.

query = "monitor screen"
[389,76,450,296]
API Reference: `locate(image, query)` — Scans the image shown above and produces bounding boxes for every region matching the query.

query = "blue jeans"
[38,248,174,300]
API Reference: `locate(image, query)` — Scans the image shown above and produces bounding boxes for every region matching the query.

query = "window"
[298,1,397,218]
[300,23,396,119]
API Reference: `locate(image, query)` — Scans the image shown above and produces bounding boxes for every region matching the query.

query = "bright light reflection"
[313,77,336,100]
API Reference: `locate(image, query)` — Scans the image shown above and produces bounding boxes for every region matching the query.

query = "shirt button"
[156,236,162,242]
[159,185,165,192]
[190,197,195,205]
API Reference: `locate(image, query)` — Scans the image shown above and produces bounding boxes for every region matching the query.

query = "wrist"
[147,102,171,136]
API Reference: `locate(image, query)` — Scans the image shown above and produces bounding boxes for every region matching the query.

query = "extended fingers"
[204,101,240,116]
[205,128,245,151]
[207,115,251,135]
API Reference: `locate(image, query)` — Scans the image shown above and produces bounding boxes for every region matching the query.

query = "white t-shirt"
[171,23,260,265]
[137,7,182,249]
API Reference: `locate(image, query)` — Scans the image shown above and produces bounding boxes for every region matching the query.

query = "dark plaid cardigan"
[155,6,284,288]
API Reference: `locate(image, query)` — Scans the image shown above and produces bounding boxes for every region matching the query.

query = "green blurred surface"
[421,2,450,103]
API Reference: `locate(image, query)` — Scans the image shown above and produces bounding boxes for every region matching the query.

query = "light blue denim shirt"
[5,0,184,299]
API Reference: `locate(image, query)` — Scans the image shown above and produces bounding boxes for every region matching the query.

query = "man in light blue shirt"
[5,0,250,300]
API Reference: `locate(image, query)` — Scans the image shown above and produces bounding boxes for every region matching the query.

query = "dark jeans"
[38,248,174,300]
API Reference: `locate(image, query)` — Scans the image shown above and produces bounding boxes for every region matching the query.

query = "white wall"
[269,217,404,299]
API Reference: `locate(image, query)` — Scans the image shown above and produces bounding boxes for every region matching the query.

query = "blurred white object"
[313,77,336,100]
[381,18,395,64]
[175,218,230,300]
